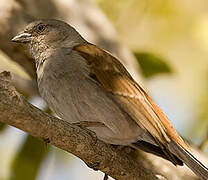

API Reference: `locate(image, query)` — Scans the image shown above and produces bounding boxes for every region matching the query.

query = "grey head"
[12,19,86,59]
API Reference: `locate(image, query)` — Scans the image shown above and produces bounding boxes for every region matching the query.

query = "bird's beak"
[12,32,32,43]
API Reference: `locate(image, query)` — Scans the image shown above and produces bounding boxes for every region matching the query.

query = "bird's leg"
[42,137,50,149]
[43,137,50,144]
[72,121,105,128]
[103,174,109,180]
[86,161,100,171]
[72,121,105,141]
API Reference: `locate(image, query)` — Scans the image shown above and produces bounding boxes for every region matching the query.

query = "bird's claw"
[72,121,105,128]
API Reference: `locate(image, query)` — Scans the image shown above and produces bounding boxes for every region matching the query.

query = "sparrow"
[12,19,208,179]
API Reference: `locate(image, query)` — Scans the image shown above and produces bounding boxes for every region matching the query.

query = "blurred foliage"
[198,130,208,151]
[10,135,49,180]
[0,123,6,132]
[95,0,208,142]
[134,52,172,78]
[192,71,208,151]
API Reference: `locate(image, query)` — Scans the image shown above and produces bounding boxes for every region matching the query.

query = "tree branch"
[1,70,207,179]
[0,71,158,180]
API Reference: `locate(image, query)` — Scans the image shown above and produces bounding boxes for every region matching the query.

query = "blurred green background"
[95,0,208,142]
[1,0,208,179]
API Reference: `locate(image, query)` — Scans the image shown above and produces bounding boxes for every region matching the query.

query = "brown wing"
[73,43,188,152]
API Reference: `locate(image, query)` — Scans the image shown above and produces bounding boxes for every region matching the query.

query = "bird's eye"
[37,24,45,32]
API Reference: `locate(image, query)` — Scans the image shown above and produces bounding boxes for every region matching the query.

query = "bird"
[12,19,208,179]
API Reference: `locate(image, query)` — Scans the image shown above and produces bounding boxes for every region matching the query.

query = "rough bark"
[0,71,158,180]
[0,71,206,179]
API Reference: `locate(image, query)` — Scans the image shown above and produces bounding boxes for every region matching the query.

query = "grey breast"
[37,49,145,145]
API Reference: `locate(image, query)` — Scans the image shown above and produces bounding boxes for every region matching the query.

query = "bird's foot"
[43,137,50,144]
[103,174,109,180]
[42,138,50,149]
[72,121,105,128]
[87,161,100,171]
[72,121,101,141]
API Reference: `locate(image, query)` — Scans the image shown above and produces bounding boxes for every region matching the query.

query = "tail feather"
[169,141,208,180]
[131,141,183,165]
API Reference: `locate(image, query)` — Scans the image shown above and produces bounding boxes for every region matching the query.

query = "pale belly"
[37,54,145,145]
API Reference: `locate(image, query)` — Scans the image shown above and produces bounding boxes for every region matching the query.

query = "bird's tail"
[169,141,208,180]
[131,141,183,165]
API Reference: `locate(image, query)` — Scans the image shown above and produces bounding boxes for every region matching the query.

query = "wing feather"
[73,43,187,150]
